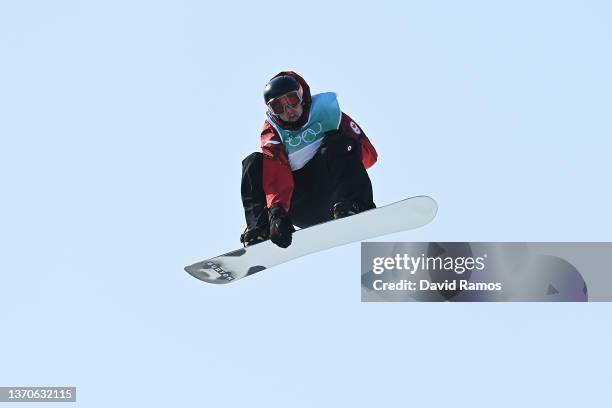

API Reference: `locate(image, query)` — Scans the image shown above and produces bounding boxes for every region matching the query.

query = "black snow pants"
[240,130,375,230]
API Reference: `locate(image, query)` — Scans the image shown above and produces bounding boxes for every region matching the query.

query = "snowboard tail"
[185,195,438,284]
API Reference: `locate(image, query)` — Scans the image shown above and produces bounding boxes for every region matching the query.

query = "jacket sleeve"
[339,112,378,169]
[260,123,294,212]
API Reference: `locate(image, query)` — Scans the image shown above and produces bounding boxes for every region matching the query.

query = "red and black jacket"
[260,71,378,212]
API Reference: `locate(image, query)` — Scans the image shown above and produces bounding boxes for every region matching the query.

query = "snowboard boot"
[331,201,361,220]
[239,226,269,247]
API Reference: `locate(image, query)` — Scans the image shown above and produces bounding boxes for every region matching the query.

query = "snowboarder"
[240,71,378,249]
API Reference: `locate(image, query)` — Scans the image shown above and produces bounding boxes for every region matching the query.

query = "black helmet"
[263,76,301,104]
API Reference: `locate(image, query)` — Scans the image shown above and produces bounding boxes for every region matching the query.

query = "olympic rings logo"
[286,122,323,147]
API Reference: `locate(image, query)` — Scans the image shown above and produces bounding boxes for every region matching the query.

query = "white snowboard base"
[185,196,438,284]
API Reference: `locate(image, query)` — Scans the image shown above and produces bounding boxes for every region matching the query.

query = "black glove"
[269,205,295,248]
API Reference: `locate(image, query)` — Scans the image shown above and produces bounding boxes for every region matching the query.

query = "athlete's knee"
[242,152,263,173]
[242,152,263,166]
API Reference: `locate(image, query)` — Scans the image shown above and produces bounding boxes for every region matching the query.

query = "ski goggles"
[266,90,303,115]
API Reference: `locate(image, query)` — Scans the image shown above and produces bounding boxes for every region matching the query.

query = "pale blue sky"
[1,1,611,406]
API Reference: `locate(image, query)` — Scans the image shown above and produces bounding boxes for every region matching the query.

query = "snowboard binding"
[331,201,361,220]
[240,226,270,247]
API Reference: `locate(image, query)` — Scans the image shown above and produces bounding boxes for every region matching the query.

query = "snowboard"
[184,195,438,284]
